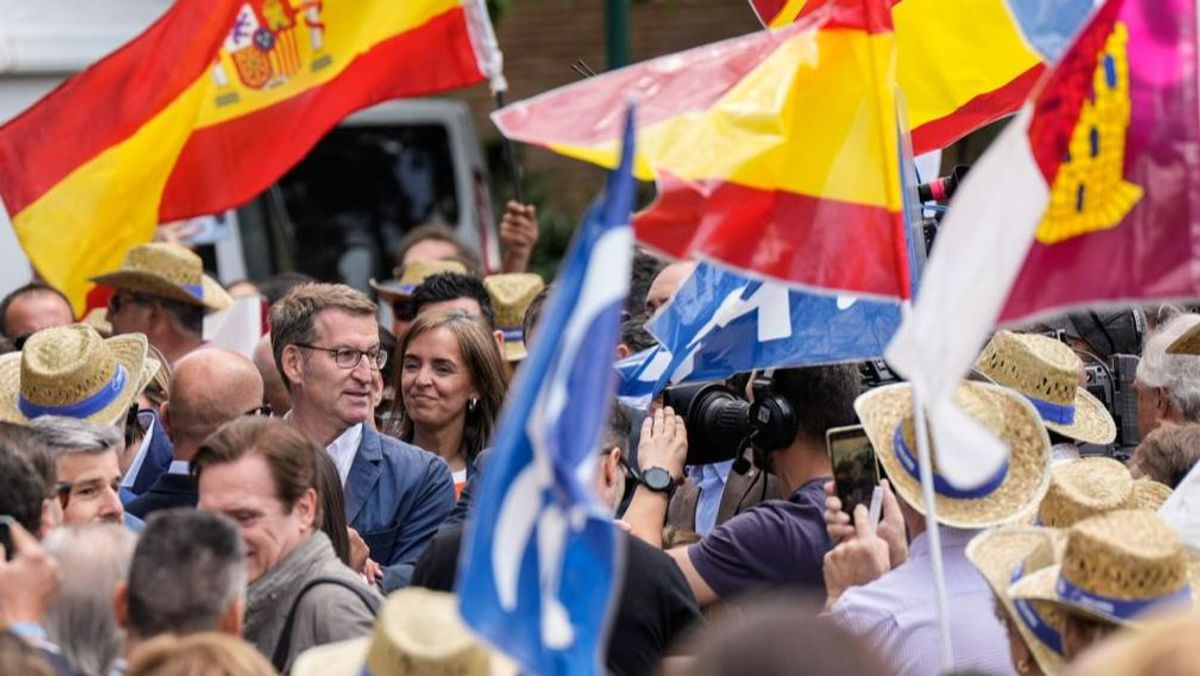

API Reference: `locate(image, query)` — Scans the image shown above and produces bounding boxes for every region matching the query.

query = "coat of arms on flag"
[214,0,331,103]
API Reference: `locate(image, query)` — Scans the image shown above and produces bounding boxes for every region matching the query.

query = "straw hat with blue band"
[0,325,157,427]
[855,382,1052,529]
[290,588,515,676]
[90,242,232,312]
[967,527,1066,675]
[483,273,545,362]
[976,331,1116,445]
[1009,510,1198,629]
[369,259,468,301]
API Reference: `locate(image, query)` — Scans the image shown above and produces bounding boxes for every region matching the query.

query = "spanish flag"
[0,0,502,311]
[752,0,1088,154]
[494,0,910,299]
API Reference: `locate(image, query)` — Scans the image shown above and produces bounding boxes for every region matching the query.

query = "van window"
[275,124,461,285]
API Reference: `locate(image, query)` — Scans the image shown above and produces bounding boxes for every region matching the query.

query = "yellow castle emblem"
[1035,22,1142,245]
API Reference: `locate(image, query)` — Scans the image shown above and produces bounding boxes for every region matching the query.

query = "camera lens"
[664,382,753,466]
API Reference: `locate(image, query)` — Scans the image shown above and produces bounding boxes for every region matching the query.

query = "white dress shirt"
[829,526,1016,676]
[326,422,364,486]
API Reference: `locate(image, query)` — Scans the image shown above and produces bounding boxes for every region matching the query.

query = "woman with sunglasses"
[386,310,507,497]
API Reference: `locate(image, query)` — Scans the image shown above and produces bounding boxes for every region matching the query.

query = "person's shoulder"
[298,563,381,611]
[371,428,448,471]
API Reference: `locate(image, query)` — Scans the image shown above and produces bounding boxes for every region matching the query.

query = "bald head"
[165,349,264,457]
[645,261,697,315]
[253,333,290,418]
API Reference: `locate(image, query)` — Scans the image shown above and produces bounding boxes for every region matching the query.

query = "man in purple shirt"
[624,364,860,606]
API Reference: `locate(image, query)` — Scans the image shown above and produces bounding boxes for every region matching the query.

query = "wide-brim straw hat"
[370,260,468,301]
[967,527,1066,675]
[855,381,1052,529]
[291,588,516,676]
[0,325,157,426]
[977,331,1116,445]
[483,273,545,362]
[1009,509,1197,628]
[1128,478,1173,511]
[90,243,232,311]
[80,308,113,337]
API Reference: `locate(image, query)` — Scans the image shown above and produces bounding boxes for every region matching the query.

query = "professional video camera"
[916,164,970,255]
[1080,354,1141,460]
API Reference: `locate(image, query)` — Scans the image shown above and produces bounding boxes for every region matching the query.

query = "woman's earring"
[468,398,478,413]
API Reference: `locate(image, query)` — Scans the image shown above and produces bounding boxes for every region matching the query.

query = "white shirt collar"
[120,416,156,489]
[326,422,364,486]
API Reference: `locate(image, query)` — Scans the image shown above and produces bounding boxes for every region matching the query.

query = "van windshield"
[276,124,460,283]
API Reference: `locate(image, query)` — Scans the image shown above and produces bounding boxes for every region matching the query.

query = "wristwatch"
[640,466,677,498]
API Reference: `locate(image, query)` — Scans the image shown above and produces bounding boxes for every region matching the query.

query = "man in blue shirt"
[271,283,454,591]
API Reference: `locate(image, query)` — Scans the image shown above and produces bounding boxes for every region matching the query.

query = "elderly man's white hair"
[1137,313,1200,421]
[42,523,137,676]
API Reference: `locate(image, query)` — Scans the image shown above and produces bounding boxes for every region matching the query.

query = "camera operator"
[1134,313,1200,438]
[623,364,859,607]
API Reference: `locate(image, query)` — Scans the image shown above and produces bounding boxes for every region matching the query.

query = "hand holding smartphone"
[826,425,880,525]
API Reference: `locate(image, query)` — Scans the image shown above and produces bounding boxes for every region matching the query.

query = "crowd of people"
[3,201,1200,676]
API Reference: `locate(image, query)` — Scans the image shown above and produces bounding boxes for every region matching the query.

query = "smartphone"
[0,515,14,562]
[826,425,880,523]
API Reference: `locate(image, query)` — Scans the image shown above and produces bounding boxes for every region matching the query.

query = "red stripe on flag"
[0,0,240,216]
[909,64,1045,155]
[159,7,483,221]
[749,0,789,25]
[634,173,906,298]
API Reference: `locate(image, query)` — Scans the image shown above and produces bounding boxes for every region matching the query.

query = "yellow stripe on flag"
[549,29,899,211]
[197,0,462,127]
[12,79,212,310]
[893,0,1040,130]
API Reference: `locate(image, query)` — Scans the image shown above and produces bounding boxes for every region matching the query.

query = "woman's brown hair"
[386,310,508,464]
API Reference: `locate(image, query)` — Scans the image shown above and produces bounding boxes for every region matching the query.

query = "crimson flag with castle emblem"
[0,0,503,310]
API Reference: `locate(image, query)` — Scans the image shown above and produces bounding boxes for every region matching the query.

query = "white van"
[0,0,498,297]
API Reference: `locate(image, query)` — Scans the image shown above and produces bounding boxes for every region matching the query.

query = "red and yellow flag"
[494,0,910,299]
[0,0,501,311]
[753,0,1046,154]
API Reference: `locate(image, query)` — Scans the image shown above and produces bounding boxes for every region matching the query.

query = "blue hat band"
[892,424,1008,500]
[1027,395,1075,425]
[183,282,204,301]
[1010,564,1064,654]
[501,327,524,343]
[1056,573,1192,622]
[18,364,128,420]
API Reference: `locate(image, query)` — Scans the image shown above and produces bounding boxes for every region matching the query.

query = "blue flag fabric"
[618,263,901,409]
[458,106,636,675]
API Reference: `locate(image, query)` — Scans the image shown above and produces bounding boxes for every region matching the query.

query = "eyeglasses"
[293,343,388,371]
[244,404,273,417]
[108,292,153,314]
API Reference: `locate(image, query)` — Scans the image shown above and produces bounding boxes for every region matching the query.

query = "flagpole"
[903,301,954,671]
[493,91,526,204]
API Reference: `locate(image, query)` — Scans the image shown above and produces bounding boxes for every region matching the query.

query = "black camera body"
[663,372,797,469]
[1080,354,1141,460]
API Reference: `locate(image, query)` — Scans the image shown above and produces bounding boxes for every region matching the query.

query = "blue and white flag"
[618,263,901,409]
[458,105,636,675]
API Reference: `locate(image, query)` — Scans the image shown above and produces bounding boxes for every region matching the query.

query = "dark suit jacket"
[667,454,783,535]
[123,413,175,499]
[345,426,455,592]
[125,472,198,520]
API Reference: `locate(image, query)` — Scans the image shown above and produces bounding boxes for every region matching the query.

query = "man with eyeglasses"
[127,349,264,519]
[24,417,127,527]
[270,283,454,591]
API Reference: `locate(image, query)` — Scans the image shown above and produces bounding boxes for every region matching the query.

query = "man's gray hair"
[26,416,122,457]
[42,523,137,676]
[1137,313,1200,421]
[126,509,246,640]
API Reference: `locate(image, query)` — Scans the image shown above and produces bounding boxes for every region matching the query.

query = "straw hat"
[976,331,1116,445]
[291,588,516,676]
[1166,322,1200,355]
[0,325,157,426]
[370,260,468,301]
[483,273,545,362]
[967,527,1066,674]
[90,243,232,312]
[1009,509,1196,627]
[1037,457,1133,528]
[1128,478,1173,511]
[855,381,1052,528]
[80,308,113,337]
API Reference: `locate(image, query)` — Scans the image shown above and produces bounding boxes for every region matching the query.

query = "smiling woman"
[386,310,506,496]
